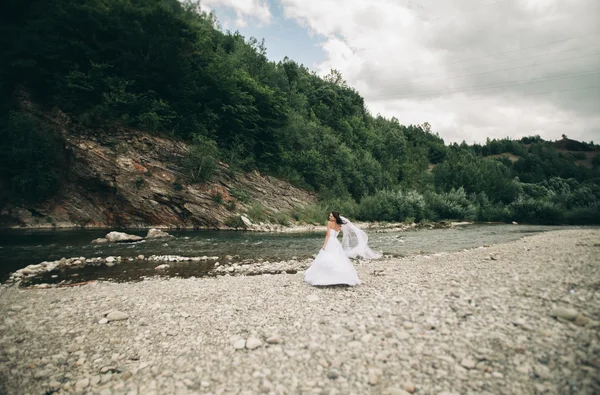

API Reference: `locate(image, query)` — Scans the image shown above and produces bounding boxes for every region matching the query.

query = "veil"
[340,216,382,259]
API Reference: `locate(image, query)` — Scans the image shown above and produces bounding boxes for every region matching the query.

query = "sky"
[198,0,600,144]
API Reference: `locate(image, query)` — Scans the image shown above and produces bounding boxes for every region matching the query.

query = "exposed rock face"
[1,123,315,228]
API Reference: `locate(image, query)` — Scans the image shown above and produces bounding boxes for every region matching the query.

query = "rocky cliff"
[0,112,315,229]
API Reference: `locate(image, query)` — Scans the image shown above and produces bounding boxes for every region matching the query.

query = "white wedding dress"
[304,228,360,286]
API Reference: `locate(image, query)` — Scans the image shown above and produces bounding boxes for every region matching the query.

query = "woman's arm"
[322,223,330,250]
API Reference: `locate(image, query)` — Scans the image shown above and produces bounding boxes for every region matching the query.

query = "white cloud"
[280,0,600,143]
[201,0,272,28]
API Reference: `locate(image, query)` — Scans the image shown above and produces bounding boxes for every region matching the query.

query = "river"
[0,224,576,284]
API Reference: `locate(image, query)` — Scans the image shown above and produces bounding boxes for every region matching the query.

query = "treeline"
[1,0,599,224]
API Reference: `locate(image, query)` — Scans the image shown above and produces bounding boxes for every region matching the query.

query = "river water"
[1,224,581,284]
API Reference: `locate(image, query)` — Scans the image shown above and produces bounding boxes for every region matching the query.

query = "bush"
[425,188,476,221]
[357,189,426,222]
[272,211,291,226]
[181,134,219,183]
[135,176,144,189]
[224,215,246,228]
[291,203,328,225]
[246,203,268,223]
[230,187,251,203]
[211,192,223,204]
[291,197,359,224]
[509,195,564,224]
[564,204,600,225]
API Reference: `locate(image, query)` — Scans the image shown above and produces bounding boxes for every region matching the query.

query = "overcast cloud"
[203,0,600,143]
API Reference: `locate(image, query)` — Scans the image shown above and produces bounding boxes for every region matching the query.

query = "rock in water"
[146,228,173,239]
[105,231,143,243]
[91,238,109,244]
[155,264,170,270]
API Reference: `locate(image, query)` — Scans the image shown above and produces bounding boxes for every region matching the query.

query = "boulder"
[105,231,143,243]
[146,228,174,239]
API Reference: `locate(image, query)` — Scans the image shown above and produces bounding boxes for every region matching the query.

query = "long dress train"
[304,229,360,286]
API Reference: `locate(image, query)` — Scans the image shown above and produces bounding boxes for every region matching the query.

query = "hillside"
[0,109,314,229]
[1,0,599,226]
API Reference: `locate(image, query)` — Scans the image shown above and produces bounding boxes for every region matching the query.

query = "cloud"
[201,0,272,28]
[279,0,600,143]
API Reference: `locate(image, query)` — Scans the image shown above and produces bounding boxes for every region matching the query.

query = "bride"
[304,211,382,286]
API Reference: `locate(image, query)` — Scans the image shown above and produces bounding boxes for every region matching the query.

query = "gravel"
[0,229,598,394]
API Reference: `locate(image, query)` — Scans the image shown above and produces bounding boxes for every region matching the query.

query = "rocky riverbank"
[0,229,598,394]
[0,119,315,230]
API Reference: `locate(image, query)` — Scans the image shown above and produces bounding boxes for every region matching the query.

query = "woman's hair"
[331,211,345,225]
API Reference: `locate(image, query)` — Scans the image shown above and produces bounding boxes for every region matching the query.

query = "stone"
[461,358,476,369]
[397,331,410,340]
[137,255,145,260]
[67,344,80,353]
[382,388,410,395]
[92,238,109,244]
[33,369,51,378]
[550,307,578,321]
[98,318,109,325]
[146,229,173,239]
[327,369,340,379]
[155,264,170,270]
[233,339,246,350]
[240,216,253,227]
[75,378,90,390]
[368,368,382,385]
[574,314,589,327]
[105,231,143,243]
[404,382,416,393]
[266,335,282,344]
[49,381,61,390]
[246,337,262,350]
[106,311,129,321]
[306,295,320,302]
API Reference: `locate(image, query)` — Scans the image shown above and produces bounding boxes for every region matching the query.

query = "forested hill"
[1,0,599,226]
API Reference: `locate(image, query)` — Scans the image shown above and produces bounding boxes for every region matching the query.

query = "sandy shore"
[0,229,598,395]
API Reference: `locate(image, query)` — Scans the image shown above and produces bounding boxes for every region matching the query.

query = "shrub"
[181,134,219,183]
[230,187,251,203]
[224,215,246,228]
[425,188,476,221]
